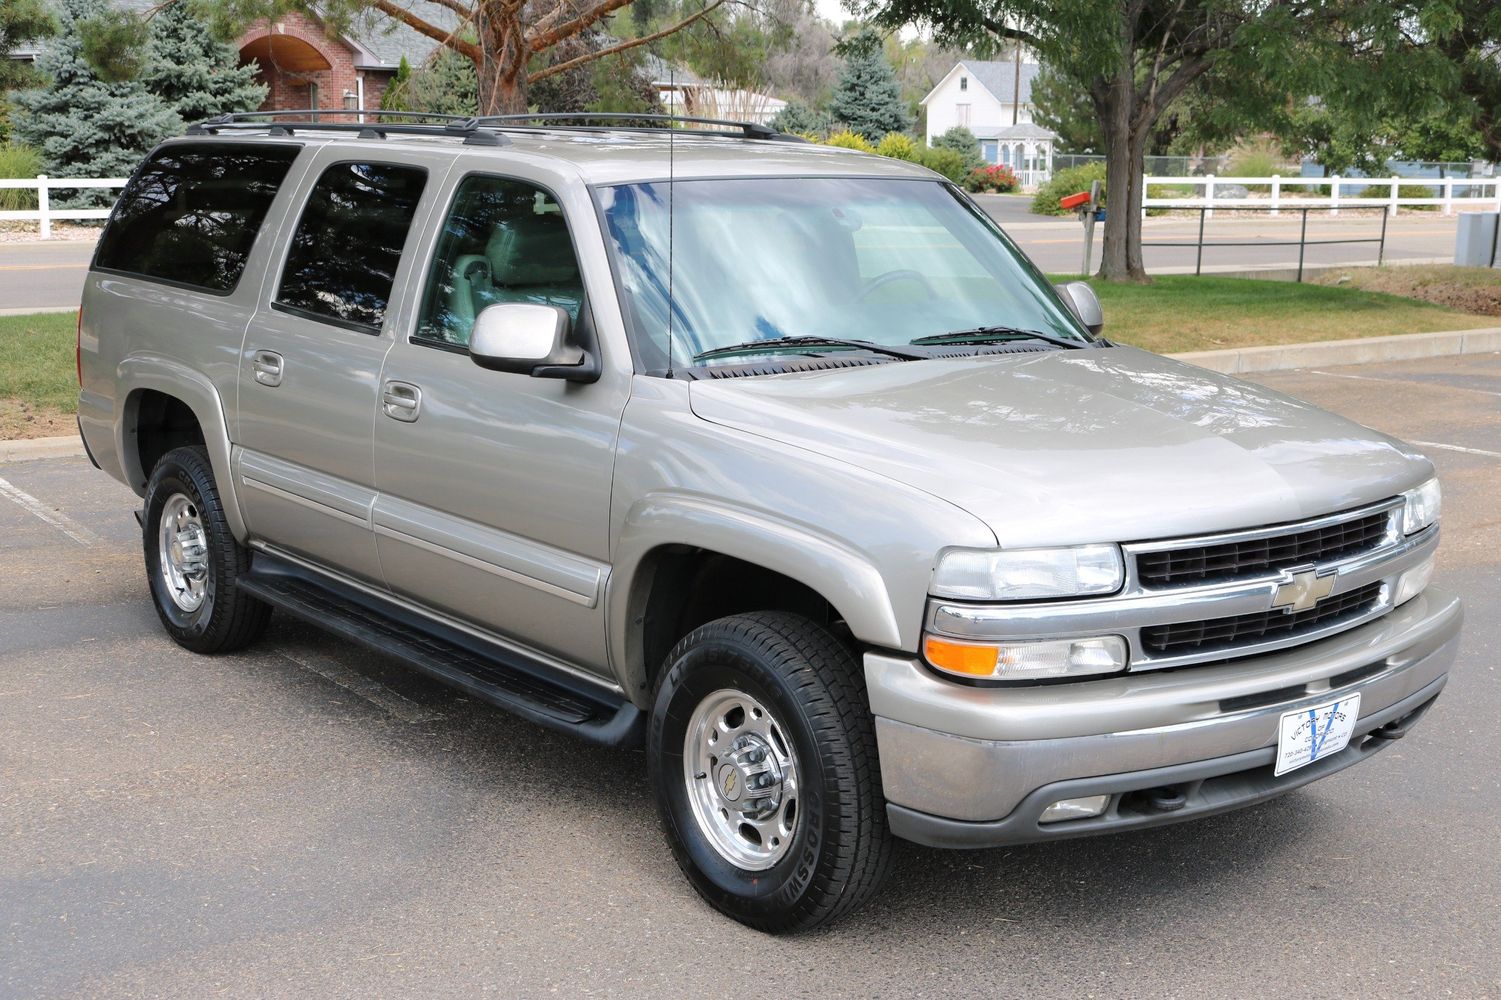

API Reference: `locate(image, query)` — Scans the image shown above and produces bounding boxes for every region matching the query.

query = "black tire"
[143,445,270,653]
[648,612,893,932]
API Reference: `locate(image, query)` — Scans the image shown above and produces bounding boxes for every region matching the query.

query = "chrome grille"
[1141,582,1385,657]
[1136,509,1391,587]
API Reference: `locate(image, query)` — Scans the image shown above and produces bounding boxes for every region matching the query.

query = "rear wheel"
[143,445,269,653]
[648,612,893,932]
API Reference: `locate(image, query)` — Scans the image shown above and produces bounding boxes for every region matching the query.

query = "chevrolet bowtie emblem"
[1271,567,1338,613]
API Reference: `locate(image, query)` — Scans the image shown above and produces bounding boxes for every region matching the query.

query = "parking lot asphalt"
[2,354,1499,999]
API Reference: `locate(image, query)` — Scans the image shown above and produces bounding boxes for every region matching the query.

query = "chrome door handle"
[251,350,284,387]
[382,381,422,422]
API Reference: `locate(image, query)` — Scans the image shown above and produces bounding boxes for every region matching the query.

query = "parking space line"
[1408,440,1501,459]
[1310,370,1501,398]
[278,647,443,724]
[0,475,101,546]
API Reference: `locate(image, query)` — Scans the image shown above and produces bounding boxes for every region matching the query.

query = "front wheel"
[143,445,270,653]
[648,612,893,932]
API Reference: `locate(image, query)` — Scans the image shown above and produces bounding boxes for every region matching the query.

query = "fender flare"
[607,493,905,702]
[116,356,248,541]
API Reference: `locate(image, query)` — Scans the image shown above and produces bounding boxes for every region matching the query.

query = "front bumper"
[868,586,1462,848]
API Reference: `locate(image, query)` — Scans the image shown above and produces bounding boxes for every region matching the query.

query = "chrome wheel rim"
[683,688,800,871]
[158,493,208,613]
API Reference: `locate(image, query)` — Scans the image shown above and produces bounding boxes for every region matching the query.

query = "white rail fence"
[0,176,128,239]
[1142,174,1501,218]
[6,172,1501,238]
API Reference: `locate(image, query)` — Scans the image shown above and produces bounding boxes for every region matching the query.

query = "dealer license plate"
[1274,693,1361,777]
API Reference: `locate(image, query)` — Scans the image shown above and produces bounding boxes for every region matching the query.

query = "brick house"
[234,5,453,115]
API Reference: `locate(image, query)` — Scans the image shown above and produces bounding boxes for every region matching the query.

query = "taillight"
[76,308,83,386]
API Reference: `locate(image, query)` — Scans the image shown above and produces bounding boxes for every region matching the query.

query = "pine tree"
[141,2,266,125]
[13,0,180,203]
[830,28,911,142]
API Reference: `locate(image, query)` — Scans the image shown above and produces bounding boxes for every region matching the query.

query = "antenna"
[666,68,677,379]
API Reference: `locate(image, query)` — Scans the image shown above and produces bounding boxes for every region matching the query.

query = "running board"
[241,553,643,747]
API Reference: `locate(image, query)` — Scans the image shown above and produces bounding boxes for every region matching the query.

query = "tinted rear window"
[94,143,301,293]
[275,161,427,332]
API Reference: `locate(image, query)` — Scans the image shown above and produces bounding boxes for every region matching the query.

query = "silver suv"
[78,113,1461,932]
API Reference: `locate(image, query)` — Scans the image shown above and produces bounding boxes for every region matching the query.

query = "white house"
[921,59,1059,185]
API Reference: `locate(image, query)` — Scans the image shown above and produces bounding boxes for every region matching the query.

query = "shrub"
[1226,142,1282,193]
[824,129,874,153]
[770,101,834,139]
[931,125,983,172]
[875,132,920,162]
[0,143,43,212]
[964,163,1019,193]
[918,146,968,182]
[1031,161,1107,215]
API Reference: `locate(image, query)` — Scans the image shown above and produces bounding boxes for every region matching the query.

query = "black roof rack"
[476,113,804,142]
[186,110,506,145]
[186,109,803,145]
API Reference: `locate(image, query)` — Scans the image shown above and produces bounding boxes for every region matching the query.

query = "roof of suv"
[169,127,939,186]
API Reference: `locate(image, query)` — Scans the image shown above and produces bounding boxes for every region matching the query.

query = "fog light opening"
[1038,794,1110,824]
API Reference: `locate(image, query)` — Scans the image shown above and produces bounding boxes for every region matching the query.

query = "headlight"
[924,634,1129,681]
[1395,554,1436,607]
[932,544,1124,601]
[1401,478,1441,534]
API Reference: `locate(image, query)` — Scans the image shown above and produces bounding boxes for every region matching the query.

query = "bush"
[919,146,968,182]
[875,132,920,162]
[770,101,834,139]
[1031,161,1107,215]
[1226,143,1280,193]
[0,143,42,211]
[824,130,874,153]
[932,125,983,172]
[964,163,1019,193]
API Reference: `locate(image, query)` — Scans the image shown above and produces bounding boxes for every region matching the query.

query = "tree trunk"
[1096,61,1149,283]
[475,3,529,115]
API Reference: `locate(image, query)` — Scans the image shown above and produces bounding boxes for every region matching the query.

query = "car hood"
[687,346,1432,548]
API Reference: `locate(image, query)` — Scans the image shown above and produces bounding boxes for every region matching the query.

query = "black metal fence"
[1141,206,1389,281]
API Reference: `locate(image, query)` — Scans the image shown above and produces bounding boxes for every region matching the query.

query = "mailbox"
[1059,190,1092,211]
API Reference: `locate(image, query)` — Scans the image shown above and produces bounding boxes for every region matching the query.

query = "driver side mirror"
[1056,281,1104,336]
[469,303,595,382]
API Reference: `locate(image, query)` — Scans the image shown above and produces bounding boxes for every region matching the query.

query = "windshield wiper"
[693,336,927,364]
[910,326,1088,351]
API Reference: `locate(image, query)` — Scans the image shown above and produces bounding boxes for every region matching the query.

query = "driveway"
[1,354,1498,998]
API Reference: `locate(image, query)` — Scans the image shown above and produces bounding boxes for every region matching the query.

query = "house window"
[955,104,971,126]
[981,141,998,163]
[959,76,967,92]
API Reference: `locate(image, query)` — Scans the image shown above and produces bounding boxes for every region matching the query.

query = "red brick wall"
[237,12,394,114]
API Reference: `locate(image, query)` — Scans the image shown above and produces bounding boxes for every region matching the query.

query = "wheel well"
[130,390,205,487]
[639,548,845,685]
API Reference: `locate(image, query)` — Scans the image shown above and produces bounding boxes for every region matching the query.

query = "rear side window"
[94,143,300,293]
[275,161,427,332]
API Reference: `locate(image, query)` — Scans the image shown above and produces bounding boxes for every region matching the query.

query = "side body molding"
[608,493,904,702]
[116,354,249,541]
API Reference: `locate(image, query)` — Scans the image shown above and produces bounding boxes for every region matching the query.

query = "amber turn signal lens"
[923,635,1000,676]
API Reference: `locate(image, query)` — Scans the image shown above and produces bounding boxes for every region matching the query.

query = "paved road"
[976,195,1465,276]
[0,203,1467,311]
[2,354,1498,998]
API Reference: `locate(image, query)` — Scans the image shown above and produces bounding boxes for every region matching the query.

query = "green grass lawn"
[1063,274,1496,354]
[0,311,77,439]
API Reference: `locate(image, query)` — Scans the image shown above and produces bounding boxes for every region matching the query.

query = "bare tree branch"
[370,0,480,60]
[529,0,727,79]
[527,0,633,51]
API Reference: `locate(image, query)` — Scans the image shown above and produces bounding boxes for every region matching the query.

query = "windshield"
[596,176,1091,372]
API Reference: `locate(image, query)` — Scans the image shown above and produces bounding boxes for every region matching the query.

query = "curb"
[0,435,86,463]
[0,306,78,316]
[1170,327,1501,374]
